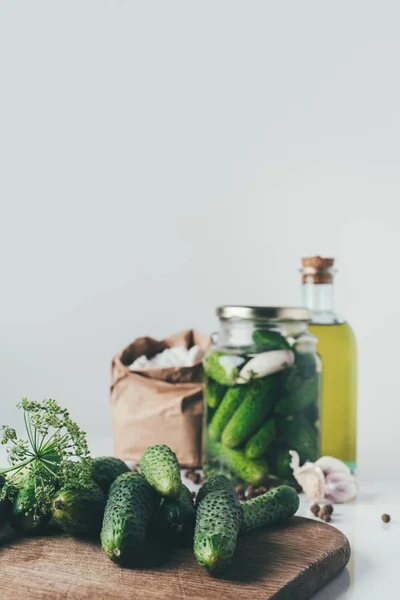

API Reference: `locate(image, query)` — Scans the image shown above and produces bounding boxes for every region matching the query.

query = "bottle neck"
[302,283,340,324]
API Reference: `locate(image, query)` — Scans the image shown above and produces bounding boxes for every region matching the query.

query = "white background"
[0,1,399,480]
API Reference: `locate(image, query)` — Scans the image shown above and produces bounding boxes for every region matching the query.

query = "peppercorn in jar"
[203,306,321,487]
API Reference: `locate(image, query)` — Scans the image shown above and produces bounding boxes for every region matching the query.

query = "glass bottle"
[301,257,357,471]
[203,306,321,486]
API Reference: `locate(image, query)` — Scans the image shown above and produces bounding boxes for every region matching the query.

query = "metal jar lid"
[216,306,311,322]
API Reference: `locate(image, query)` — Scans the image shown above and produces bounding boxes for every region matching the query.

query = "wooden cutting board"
[0,516,350,599]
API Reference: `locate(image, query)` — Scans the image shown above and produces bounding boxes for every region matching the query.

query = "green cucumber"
[176,481,194,505]
[303,401,320,428]
[207,441,269,485]
[283,366,303,392]
[194,490,243,574]
[244,419,277,459]
[275,449,294,481]
[9,476,50,535]
[208,387,245,442]
[275,373,320,415]
[0,474,10,526]
[240,485,299,533]
[195,474,236,508]
[253,329,291,351]
[280,416,319,462]
[206,379,227,409]
[157,484,195,547]
[295,350,317,378]
[221,377,278,448]
[52,483,106,536]
[204,352,244,386]
[140,445,181,497]
[91,456,130,493]
[101,472,159,565]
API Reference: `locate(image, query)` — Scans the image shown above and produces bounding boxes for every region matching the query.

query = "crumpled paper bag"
[111,329,210,467]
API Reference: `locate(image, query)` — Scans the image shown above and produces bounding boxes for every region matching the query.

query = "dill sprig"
[0,399,92,516]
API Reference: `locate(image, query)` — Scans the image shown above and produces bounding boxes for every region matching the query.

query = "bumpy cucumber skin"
[208,387,245,442]
[240,485,299,534]
[194,490,243,574]
[101,472,159,565]
[139,445,181,497]
[275,373,320,415]
[195,475,236,508]
[204,352,241,386]
[177,482,194,505]
[158,484,195,547]
[91,456,130,494]
[244,419,277,459]
[207,441,269,485]
[221,377,278,448]
[280,416,319,462]
[9,477,50,535]
[206,379,227,409]
[253,329,291,351]
[52,483,106,536]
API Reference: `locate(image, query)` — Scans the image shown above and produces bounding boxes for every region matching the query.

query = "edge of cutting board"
[0,516,351,600]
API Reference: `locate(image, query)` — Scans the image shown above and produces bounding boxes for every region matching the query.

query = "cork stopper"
[301,256,335,284]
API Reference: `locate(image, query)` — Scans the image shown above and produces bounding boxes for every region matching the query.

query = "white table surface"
[182,475,400,600]
[297,481,400,600]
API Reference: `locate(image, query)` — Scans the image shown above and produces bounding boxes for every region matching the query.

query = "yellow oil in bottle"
[301,256,357,472]
[308,321,357,469]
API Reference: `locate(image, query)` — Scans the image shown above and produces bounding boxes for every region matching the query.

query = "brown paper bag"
[111,330,211,467]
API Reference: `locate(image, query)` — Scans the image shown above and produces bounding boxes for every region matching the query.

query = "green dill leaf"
[0,399,92,517]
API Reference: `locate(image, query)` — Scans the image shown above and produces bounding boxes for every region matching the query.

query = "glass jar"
[203,306,321,487]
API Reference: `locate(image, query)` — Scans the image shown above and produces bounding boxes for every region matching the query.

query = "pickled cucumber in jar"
[203,306,321,486]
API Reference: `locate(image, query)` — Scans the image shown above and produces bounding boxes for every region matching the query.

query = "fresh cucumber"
[275,373,320,415]
[157,484,195,547]
[206,379,227,409]
[140,445,181,497]
[204,352,244,386]
[0,474,10,526]
[52,483,106,536]
[9,476,50,535]
[295,350,317,378]
[91,456,130,493]
[194,490,243,574]
[280,416,319,462]
[208,387,246,442]
[101,472,159,565]
[275,449,294,481]
[207,441,269,485]
[252,329,291,351]
[195,474,236,508]
[221,377,278,448]
[240,485,299,533]
[244,418,277,459]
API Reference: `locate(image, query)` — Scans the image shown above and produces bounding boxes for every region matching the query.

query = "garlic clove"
[218,355,246,378]
[315,455,352,477]
[289,450,326,503]
[238,350,294,383]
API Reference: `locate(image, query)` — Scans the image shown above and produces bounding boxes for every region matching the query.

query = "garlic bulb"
[289,451,357,504]
[315,455,352,477]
